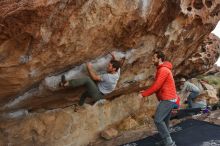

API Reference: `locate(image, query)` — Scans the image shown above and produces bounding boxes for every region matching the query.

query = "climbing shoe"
[59,75,67,87]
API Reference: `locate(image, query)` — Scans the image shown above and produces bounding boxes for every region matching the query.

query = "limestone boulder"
[101,128,118,140]
[200,81,219,105]
[0,93,143,146]
[118,116,139,131]
[0,0,219,112]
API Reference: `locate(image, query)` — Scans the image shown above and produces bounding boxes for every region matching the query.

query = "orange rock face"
[175,34,220,78]
[0,0,220,112]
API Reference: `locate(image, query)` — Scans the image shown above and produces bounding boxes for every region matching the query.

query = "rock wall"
[175,33,220,78]
[0,0,220,145]
[0,0,220,112]
[0,94,143,146]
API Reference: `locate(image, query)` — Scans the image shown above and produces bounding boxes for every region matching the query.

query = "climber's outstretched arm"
[86,63,101,81]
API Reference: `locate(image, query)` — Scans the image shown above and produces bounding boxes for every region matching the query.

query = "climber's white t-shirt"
[97,69,120,94]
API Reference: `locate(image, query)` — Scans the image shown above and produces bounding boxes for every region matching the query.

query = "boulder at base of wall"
[101,128,119,140]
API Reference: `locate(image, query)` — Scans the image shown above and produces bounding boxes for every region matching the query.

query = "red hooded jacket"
[142,61,177,101]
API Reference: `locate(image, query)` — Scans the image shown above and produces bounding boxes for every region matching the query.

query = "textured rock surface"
[118,116,139,131]
[175,34,220,77]
[0,0,220,145]
[200,80,219,104]
[0,0,220,112]
[0,94,142,146]
[205,65,220,75]
[101,128,118,140]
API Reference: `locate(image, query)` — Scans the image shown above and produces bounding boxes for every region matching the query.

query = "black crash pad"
[121,119,220,146]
